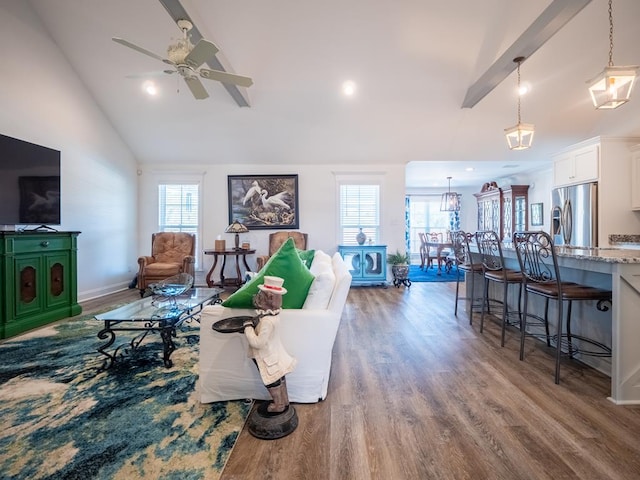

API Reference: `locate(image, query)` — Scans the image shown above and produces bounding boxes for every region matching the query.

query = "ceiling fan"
[112,19,253,100]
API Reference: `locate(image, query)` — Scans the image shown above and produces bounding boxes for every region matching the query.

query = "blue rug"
[0,309,251,480]
[408,264,462,282]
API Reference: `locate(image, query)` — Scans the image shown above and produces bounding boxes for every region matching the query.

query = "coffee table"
[95,287,222,369]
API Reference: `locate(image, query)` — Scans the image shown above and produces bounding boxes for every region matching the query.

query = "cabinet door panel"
[46,253,71,308]
[14,255,43,318]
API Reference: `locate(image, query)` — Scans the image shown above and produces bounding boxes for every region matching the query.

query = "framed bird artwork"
[228,174,299,229]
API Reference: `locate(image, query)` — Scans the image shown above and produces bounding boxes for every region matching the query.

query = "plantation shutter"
[158,184,199,234]
[339,184,380,244]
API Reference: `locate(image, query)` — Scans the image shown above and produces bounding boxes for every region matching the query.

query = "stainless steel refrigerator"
[551,182,598,247]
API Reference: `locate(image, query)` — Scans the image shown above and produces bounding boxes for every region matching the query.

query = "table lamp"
[225,220,249,250]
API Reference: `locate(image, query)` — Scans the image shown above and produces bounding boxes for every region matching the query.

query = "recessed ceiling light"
[342,80,356,96]
[465,167,474,172]
[143,81,158,96]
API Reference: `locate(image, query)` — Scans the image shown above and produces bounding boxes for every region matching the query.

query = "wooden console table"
[204,248,255,288]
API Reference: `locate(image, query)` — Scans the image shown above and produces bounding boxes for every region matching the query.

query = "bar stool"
[475,230,523,346]
[451,230,484,324]
[513,231,612,384]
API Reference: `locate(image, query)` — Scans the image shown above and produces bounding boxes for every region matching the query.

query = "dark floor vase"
[391,265,411,288]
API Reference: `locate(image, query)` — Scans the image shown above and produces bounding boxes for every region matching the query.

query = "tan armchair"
[255,231,308,271]
[137,232,196,294]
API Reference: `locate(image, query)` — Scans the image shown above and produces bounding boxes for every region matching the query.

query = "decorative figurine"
[242,276,298,438]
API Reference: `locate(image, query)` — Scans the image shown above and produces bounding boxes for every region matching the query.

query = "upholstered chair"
[255,231,308,271]
[137,232,196,294]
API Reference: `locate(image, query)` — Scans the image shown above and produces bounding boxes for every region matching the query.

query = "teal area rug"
[0,309,251,480]
[408,264,463,282]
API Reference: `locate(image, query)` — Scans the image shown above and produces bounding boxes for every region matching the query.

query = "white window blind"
[158,184,199,234]
[339,184,380,244]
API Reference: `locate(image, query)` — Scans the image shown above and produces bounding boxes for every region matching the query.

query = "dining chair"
[418,232,431,270]
[428,231,452,273]
[475,230,523,346]
[451,230,484,324]
[513,231,612,384]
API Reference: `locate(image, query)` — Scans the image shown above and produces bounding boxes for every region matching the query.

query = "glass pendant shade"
[587,0,638,109]
[504,57,534,150]
[588,66,638,109]
[440,177,460,212]
[504,122,535,150]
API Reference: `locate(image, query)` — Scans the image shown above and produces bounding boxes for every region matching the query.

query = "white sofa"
[199,251,352,404]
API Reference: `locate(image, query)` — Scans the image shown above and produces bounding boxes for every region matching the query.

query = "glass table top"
[95,288,223,322]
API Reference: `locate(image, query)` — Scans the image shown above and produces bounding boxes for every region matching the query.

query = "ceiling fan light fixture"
[167,37,193,64]
[504,57,534,150]
[588,0,638,109]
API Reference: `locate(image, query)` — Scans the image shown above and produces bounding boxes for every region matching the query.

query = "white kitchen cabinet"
[552,142,599,187]
[631,144,640,210]
[551,136,640,247]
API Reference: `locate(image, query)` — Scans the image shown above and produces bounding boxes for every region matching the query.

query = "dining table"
[424,240,454,274]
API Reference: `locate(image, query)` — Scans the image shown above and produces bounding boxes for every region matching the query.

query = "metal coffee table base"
[95,288,222,370]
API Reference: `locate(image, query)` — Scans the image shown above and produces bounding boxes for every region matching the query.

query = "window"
[158,183,200,267]
[408,195,458,259]
[339,184,380,244]
[158,184,199,233]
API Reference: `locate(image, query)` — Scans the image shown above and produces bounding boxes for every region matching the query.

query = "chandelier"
[587,0,638,109]
[440,177,460,212]
[504,57,534,150]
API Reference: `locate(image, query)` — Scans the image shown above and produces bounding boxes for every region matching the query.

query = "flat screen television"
[0,133,61,228]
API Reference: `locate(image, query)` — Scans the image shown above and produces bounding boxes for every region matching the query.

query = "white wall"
[0,2,139,301]
[138,163,407,279]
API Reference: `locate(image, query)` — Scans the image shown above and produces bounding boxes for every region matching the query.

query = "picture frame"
[228,174,299,229]
[530,202,543,226]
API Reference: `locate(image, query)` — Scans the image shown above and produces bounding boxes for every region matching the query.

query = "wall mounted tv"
[0,133,61,228]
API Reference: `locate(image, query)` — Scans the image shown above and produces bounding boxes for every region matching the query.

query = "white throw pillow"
[303,254,336,309]
[310,250,332,274]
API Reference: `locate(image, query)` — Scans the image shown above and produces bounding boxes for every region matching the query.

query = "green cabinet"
[0,231,81,338]
[338,245,387,286]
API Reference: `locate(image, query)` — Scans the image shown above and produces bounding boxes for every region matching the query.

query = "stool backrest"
[451,230,474,266]
[475,230,505,272]
[512,230,560,285]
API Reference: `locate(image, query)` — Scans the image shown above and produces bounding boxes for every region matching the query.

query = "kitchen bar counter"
[475,245,640,404]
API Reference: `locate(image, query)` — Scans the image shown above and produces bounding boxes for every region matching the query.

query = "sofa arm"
[137,256,155,268]
[182,255,196,279]
[255,255,270,271]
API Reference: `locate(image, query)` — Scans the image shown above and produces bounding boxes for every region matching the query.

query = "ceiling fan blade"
[199,68,253,88]
[184,39,219,69]
[183,76,209,100]
[112,37,167,63]
[124,70,175,79]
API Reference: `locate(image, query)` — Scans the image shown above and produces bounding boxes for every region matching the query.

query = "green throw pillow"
[222,237,315,309]
[297,248,316,269]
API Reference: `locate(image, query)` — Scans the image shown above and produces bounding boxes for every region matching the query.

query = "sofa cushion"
[297,248,316,269]
[222,237,315,309]
[303,255,336,310]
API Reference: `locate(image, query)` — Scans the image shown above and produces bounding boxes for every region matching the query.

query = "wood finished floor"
[83,281,640,480]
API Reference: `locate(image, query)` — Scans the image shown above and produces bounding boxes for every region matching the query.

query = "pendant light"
[504,57,534,150]
[440,177,460,212]
[587,0,638,109]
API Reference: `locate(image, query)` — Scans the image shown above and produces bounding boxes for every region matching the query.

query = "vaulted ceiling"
[26,0,640,187]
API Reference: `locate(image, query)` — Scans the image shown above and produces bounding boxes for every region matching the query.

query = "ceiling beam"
[461,0,592,109]
[158,0,251,107]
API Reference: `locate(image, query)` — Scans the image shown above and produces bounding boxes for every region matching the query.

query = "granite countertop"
[553,246,640,263]
[501,243,640,263]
